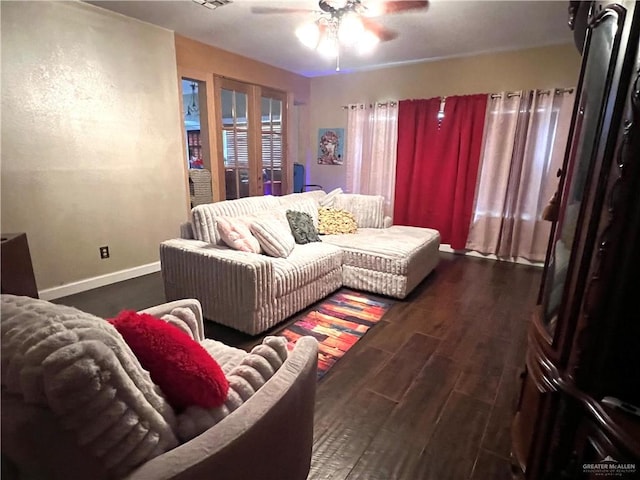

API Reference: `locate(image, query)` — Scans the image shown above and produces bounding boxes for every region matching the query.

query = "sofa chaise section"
[322,226,441,299]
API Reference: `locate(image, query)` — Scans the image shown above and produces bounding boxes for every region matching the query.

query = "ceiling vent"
[192,0,232,10]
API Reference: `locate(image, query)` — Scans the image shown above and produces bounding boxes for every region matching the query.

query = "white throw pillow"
[249,216,295,258]
[216,216,262,254]
[319,187,344,208]
[333,193,385,228]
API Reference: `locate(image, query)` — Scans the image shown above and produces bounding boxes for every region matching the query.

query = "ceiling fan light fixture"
[329,0,350,9]
[317,34,339,58]
[338,12,365,44]
[361,0,384,17]
[191,0,232,10]
[357,29,380,54]
[287,0,428,70]
[295,21,321,49]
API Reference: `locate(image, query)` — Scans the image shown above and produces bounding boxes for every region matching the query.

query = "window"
[261,92,284,195]
[221,85,250,199]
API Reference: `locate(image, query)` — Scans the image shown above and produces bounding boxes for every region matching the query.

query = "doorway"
[218,78,288,199]
[182,78,214,207]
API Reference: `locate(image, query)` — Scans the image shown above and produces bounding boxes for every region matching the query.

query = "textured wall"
[1,1,186,291]
[306,44,582,192]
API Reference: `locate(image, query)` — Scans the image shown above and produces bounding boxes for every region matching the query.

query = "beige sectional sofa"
[160,190,440,335]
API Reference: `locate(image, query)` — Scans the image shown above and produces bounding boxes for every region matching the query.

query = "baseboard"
[39,262,161,301]
[438,244,544,268]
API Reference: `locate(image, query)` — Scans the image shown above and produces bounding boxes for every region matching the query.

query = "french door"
[261,89,286,196]
[217,78,288,200]
[219,79,251,199]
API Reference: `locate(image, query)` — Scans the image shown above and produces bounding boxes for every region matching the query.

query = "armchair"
[1,296,318,480]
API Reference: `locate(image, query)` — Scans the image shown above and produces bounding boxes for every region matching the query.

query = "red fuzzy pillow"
[109,310,229,411]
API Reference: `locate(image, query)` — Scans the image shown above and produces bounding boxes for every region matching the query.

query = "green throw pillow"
[286,210,321,245]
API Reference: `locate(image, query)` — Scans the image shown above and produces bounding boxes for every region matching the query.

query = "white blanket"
[1,295,179,477]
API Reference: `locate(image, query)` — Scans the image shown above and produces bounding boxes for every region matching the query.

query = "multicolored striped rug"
[279,289,393,379]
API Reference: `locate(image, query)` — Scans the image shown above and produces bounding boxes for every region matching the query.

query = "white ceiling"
[88,0,574,78]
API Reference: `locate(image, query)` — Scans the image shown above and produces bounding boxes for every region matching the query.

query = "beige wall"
[1,2,186,291]
[176,35,311,105]
[307,44,583,192]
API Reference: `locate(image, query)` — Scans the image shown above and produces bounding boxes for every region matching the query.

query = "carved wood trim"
[555,377,640,457]
[568,1,581,30]
[570,62,640,381]
[554,1,628,370]
[526,330,640,459]
[588,3,626,29]
[530,306,556,359]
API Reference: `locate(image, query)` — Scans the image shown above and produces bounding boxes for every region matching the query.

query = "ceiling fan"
[251,1,429,70]
[252,1,428,16]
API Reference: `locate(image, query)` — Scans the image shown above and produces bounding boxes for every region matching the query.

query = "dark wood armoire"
[511,1,640,478]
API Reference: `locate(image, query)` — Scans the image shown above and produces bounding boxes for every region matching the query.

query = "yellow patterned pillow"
[318,207,358,235]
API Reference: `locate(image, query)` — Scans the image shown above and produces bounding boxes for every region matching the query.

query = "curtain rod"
[341,101,397,109]
[490,92,522,99]
[490,87,574,99]
[342,88,575,107]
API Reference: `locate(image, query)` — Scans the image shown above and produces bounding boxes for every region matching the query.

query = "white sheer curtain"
[466,89,575,261]
[345,102,399,217]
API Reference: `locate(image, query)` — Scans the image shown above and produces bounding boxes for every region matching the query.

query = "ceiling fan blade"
[371,1,429,15]
[250,6,316,14]
[362,18,399,42]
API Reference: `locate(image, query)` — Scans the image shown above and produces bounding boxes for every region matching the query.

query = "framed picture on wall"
[317,128,345,165]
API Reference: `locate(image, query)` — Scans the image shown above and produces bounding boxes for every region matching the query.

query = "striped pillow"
[176,336,289,442]
[249,216,295,258]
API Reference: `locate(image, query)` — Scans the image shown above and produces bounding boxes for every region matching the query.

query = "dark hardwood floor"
[54,252,541,480]
[53,272,166,318]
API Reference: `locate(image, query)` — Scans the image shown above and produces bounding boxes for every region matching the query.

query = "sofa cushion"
[322,226,441,275]
[109,311,229,411]
[176,336,289,442]
[191,196,282,244]
[271,242,343,297]
[318,207,358,235]
[333,193,385,228]
[280,197,320,228]
[278,190,327,207]
[159,306,203,341]
[249,215,296,258]
[216,216,262,253]
[0,295,178,478]
[198,338,249,375]
[286,210,321,245]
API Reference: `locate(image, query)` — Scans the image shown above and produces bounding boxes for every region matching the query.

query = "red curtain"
[394,94,488,249]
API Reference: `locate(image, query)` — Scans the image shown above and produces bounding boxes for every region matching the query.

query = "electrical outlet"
[99,246,110,259]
